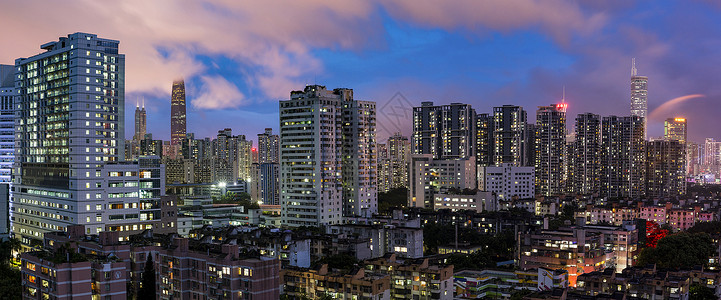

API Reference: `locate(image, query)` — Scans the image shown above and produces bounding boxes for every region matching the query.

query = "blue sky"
[2,0,720,144]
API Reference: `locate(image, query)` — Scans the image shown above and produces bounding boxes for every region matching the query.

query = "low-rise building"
[409,155,476,209]
[518,219,640,286]
[282,265,391,299]
[484,163,535,200]
[20,225,281,299]
[433,191,497,213]
[365,254,454,300]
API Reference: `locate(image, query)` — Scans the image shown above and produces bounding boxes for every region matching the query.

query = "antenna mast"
[631,58,637,76]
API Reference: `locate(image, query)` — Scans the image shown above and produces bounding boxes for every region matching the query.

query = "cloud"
[0,0,607,110]
[381,0,606,44]
[191,75,246,109]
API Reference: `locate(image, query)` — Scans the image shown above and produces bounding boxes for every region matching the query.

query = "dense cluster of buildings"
[5,32,721,299]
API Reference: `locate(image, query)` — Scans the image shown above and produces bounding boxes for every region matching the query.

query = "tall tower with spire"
[171,79,187,146]
[134,99,146,141]
[630,58,648,139]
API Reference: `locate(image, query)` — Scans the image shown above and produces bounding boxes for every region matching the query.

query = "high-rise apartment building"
[171,79,186,146]
[493,105,528,166]
[279,85,377,226]
[664,118,687,144]
[237,135,254,182]
[0,64,14,184]
[535,103,567,196]
[412,102,475,160]
[377,143,392,193]
[409,154,476,208]
[12,33,130,243]
[475,113,493,187]
[257,128,279,163]
[251,162,279,205]
[573,113,601,195]
[630,58,648,139]
[703,138,719,166]
[214,128,239,183]
[600,116,646,198]
[387,132,410,189]
[646,139,686,198]
[0,64,14,238]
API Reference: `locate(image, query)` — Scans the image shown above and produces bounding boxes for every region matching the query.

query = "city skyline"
[1,1,720,144]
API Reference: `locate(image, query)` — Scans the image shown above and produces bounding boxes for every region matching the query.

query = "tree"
[0,263,20,299]
[378,187,407,214]
[689,283,716,300]
[637,232,714,269]
[139,253,156,300]
[645,221,669,248]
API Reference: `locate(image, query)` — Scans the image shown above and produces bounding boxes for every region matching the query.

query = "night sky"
[1,0,720,144]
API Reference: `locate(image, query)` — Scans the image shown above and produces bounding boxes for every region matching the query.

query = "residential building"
[484,163,535,200]
[535,103,567,196]
[573,113,601,195]
[600,116,646,199]
[646,139,686,198]
[279,85,377,226]
[387,132,411,189]
[433,191,497,213]
[664,117,687,144]
[250,162,279,205]
[518,220,640,286]
[476,113,493,188]
[409,154,476,209]
[365,254,454,300]
[257,128,279,163]
[412,102,476,160]
[493,105,527,166]
[20,226,281,299]
[11,33,128,246]
[282,265,391,299]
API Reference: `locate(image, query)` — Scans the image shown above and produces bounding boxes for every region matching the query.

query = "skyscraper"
[257,128,279,163]
[475,113,493,187]
[0,64,14,238]
[387,132,410,189]
[171,79,186,146]
[412,102,476,160]
[600,116,646,198]
[573,113,601,195]
[214,128,239,183]
[130,102,147,159]
[493,105,528,166]
[535,103,567,196]
[279,85,377,227]
[134,102,147,141]
[646,139,686,198]
[664,118,687,144]
[0,64,15,184]
[12,33,130,243]
[630,58,648,139]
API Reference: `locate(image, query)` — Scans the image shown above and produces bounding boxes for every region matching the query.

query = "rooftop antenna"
[631,58,637,76]
[562,86,566,103]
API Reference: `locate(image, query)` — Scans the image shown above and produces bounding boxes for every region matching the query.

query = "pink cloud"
[191,75,246,109]
[0,0,605,109]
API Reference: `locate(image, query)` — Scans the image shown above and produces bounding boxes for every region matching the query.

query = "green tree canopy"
[637,232,714,269]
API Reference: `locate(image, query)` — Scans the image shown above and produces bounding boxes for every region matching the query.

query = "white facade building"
[279,85,377,227]
[433,191,497,212]
[408,154,476,208]
[484,163,535,200]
